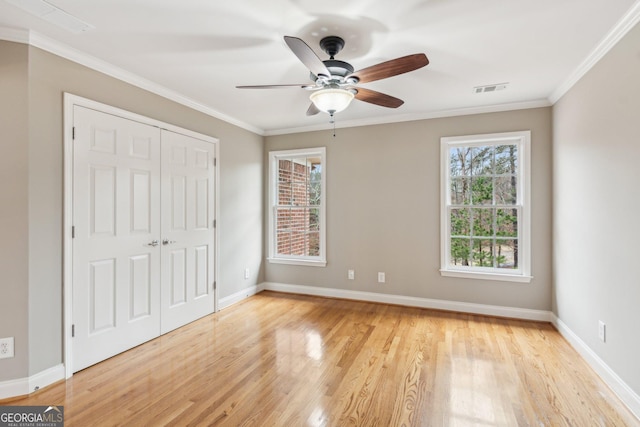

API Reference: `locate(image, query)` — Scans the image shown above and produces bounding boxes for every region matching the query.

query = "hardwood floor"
[7,291,639,426]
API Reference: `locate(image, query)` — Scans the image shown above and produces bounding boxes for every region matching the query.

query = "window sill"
[440,269,532,283]
[268,257,327,267]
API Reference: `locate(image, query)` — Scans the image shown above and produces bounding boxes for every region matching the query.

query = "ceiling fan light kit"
[237,35,429,120]
[309,88,355,115]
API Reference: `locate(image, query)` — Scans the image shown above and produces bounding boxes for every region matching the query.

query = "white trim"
[440,269,532,283]
[218,284,266,310]
[0,26,30,43]
[0,364,65,400]
[265,99,551,136]
[549,0,640,104]
[267,257,327,267]
[0,28,263,136]
[261,282,551,322]
[63,93,220,377]
[267,147,327,266]
[551,314,640,420]
[440,131,531,281]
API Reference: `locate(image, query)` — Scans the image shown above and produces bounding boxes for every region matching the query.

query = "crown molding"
[0,27,265,136]
[265,99,551,136]
[0,26,30,43]
[549,0,640,104]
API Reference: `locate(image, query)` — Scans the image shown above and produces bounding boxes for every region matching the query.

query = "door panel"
[72,106,216,372]
[73,106,161,372]
[161,130,215,334]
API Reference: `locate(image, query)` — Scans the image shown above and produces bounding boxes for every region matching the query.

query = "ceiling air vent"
[5,0,94,33]
[473,83,508,94]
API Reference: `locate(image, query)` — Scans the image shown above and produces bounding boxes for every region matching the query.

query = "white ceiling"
[1,0,639,135]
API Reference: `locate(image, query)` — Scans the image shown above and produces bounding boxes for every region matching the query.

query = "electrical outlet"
[244,268,250,280]
[598,321,606,343]
[378,272,385,283]
[0,337,14,359]
[348,269,355,280]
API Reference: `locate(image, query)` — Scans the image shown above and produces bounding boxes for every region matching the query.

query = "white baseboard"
[551,314,640,419]
[0,364,65,400]
[218,283,265,310]
[261,282,552,322]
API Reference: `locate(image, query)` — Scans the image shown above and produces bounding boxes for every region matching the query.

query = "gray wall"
[0,40,264,381]
[553,22,640,395]
[265,107,553,310]
[0,41,30,381]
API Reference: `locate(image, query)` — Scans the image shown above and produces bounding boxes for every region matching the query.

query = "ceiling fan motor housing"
[314,36,356,81]
[319,36,345,58]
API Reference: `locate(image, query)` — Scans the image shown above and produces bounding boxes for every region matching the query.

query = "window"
[440,131,531,282]
[268,147,326,266]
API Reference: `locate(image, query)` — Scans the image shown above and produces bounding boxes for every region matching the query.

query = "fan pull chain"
[330,113,336,137]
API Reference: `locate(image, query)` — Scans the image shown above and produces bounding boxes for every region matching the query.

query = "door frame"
[63,93,220,378]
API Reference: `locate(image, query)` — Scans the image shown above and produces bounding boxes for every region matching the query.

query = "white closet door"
[160,130,215,334]
[72,106,161,372]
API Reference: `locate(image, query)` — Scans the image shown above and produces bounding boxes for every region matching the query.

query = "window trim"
[267,147,327,267]
[440,131,532,283]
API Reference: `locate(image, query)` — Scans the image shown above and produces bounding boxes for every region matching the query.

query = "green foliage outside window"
[449,144,519,269]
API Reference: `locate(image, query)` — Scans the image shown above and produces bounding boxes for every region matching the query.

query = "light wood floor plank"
[4,291,639,426]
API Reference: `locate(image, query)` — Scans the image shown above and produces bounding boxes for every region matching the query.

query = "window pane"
[495,239,517,269]
[308,207,320,231]
[450,147,470,177]
[290,231,306,256]
[450,208,470,236]
[309,162,322,182]
[307,232,320,256]
[494,144,518,175]
[471,146,493,175]
[472,208,493,238]
[289,207,306,232]
[292,159,307,183]
[471,239,494,267]
[309,181,321,206]
[471,176,493,205]
[495,176,517,205]
[496,208,518,237]
[450,177,470,204]
[277,231,291,255]
[450,238,471,266]
[276,208,290,231]
[292,181,307,206]
[278,160,292,205]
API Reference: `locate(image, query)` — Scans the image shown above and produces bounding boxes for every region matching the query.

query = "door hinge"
[72,226,75,238]
[72,324,75,338]
[213,157,217,167]
[213,281,217,290]
[72,127,75,140]
[213,219,216,228]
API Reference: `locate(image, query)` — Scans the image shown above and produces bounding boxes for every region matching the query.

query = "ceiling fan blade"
[354,88,404,108]
[284,36,331,78]
[306,103,320,116]
[351,53,429,84]
[236,84,313,89]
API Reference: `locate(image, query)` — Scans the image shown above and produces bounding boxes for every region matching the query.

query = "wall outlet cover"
[598,321,606,343]
[0,337,14,359]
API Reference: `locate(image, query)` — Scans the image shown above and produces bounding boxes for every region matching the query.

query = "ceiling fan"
[237,35,429,118]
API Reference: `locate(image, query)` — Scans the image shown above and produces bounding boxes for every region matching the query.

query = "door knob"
[147,240,159,247]
[162,239,176,245]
